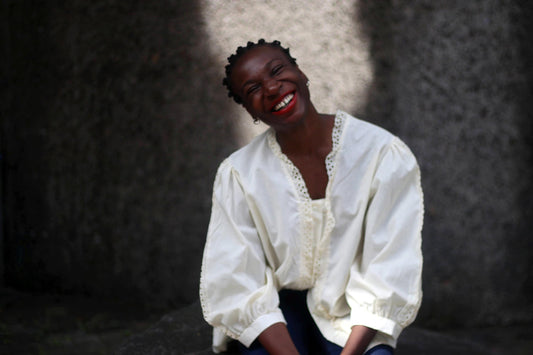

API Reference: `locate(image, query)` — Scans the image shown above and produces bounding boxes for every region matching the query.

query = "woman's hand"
[257,322,300,355]
[340,325,377,355]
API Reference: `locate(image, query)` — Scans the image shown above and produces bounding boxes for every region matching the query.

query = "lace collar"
[266,110,346,201]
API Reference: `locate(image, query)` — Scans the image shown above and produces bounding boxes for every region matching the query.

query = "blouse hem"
[350,309,402,339]
[237,310,286,347]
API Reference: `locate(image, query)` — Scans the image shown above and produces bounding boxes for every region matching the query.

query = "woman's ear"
[242,102,254,117]
[297,67,308,83]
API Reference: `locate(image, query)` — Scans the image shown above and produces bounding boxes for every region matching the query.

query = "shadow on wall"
[353,0,397,133]
[356,0,533,329]
[3,0,239,307]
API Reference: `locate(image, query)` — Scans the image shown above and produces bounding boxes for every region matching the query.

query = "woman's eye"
[272,65,283,75]
[247,85,260,95]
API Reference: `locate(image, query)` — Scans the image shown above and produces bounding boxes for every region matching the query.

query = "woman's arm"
[345,138,423,342]
[200,161,286,348]
[257,322,375,355]
[257,322,299,355]
[341,326,377,355]
[258,323,298,355]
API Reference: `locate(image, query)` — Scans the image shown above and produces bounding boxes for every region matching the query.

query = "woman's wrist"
[340,325,377,355]
[257,322,299,355]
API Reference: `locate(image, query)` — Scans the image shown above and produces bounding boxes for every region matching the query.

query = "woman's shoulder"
[336,110,419,168]
[217,129,273,173]
[336,110,396,149]
[234,128,270,156]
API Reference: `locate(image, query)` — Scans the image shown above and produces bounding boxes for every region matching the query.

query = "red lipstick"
[271,91,296,116]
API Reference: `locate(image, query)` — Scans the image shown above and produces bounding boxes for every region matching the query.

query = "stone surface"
[116,302,214,355]
[0,287,163,355]
[2,288,532,355]
[116,301,533,355]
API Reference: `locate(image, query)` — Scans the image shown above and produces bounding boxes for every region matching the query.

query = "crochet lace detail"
[326,111,345,177]
[266,111,345,201]
[353,296,421,328]
[267,111,345,288]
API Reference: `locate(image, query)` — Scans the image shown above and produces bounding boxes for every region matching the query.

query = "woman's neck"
[275,111,335,157]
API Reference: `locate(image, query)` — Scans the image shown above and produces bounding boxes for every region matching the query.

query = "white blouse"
[200,111,424,352]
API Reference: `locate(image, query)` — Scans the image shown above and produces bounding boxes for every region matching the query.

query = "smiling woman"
[200,39,424,355]
[228,43,312,133]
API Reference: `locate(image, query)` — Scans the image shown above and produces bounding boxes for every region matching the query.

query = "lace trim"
[199,160,240,340]
[266,111,345,202]
[353,297,421,328]
[396,137,425,328]
[326,110,345,177]
[313,111,346,296]
[267,111,346,288]
[312,197,336,302]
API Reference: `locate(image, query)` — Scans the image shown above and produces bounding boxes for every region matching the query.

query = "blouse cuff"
[350,309,402,339]
[237,309,286,347]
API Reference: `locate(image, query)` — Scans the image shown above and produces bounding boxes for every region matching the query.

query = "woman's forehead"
[231,46,289,83]
[233,46,289,72]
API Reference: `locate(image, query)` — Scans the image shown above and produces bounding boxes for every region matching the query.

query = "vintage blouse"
[199,110,424,352]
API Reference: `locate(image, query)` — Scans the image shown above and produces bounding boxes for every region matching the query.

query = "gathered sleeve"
[199,159,285,349]
[345,137,424,340]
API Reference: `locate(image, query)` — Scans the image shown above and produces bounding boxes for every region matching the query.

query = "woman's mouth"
[271,92,295,114]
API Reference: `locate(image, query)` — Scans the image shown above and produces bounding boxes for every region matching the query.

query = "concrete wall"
[357,1,533,327]
[2,0,239,306]
[2,0,532,327]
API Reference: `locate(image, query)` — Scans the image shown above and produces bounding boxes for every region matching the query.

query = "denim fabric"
[238,290,393,355]
[364,344,394,355]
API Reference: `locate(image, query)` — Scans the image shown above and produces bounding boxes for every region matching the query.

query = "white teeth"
[274,93,294,111]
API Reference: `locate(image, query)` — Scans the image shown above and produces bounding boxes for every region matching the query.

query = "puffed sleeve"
[199,159,286,351]
[345,137,424,340]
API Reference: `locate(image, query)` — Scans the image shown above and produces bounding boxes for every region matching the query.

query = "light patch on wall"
[202,0,372,145]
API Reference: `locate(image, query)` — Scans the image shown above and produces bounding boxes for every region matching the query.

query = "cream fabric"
[200,110,424,352]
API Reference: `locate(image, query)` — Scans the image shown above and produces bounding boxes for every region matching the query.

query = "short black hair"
[222,39,297,104]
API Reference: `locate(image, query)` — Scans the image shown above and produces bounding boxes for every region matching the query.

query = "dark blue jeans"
[238,290,393,355]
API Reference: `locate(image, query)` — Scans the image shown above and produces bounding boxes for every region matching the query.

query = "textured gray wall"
[357,1,533,327]
[2,0,532,328]
[2,0,239,306]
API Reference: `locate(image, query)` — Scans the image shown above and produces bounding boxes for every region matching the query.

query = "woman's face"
[229,45,311,131]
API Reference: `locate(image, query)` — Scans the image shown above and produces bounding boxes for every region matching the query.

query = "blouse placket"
[266,112,346,290]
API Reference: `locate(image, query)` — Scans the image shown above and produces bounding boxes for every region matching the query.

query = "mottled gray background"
[2,0,532,334]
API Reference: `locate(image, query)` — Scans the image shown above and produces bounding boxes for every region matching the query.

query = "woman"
[200,39,423,355]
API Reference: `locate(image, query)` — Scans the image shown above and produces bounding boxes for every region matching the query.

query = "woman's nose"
[264,79,280,96]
